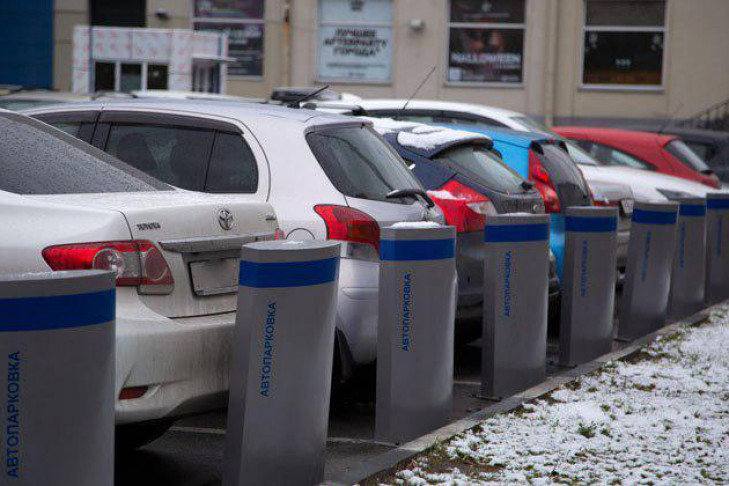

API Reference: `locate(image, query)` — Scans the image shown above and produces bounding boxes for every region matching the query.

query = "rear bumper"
[114,290,234,425]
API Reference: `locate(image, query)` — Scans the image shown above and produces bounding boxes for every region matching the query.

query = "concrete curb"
[322,307,715,485]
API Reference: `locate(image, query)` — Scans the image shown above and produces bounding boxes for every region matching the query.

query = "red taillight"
[119,386,148,400]
[42,240,174,294]
[529,151,561,213]
[427,180,495,233]
[314,205,381,254]
[273,228,286,240]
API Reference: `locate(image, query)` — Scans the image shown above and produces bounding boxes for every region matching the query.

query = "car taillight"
[427,180,496,233]
[529,151,561,213]
[314,205,381,256]
[273,228,286,240]
[42,240,174,294]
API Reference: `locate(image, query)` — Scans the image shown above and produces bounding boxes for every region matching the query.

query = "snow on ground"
[389,306,729,485]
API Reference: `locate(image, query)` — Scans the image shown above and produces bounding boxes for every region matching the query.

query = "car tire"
[116,419,174,451]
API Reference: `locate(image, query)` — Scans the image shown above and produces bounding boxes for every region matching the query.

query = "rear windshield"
[0,112,169,195]
[665,139,711,173]
[306,125,423,204]
[565,142,599,166]
[433,144,527,193]
[536,142,592,207]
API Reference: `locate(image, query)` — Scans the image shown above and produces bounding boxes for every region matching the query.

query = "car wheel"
[116,419,174,451]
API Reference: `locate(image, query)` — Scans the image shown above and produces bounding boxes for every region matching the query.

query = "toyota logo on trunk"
[218,209,234,231]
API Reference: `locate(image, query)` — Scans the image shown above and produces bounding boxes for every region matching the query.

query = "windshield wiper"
[386,188,435,208]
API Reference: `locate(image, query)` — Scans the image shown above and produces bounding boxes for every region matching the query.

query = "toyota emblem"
[218,208,234,231]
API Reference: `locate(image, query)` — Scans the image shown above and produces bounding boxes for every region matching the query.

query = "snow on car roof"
[365,116,491,152]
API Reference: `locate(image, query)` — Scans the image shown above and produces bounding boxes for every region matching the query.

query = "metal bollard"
[482,214,550,398]
[618,201,678,340]
[705,193,729,304]
[669,198,707,319]
[223,240,340,486]
[559,207,619,366]
[0,270,115,486]
[375,224,457,443]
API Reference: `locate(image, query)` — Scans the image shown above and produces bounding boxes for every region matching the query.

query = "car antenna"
[287,85,330,109]
[657,102,683,134]
[395,65,437,120]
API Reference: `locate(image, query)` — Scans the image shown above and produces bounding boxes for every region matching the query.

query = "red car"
[555,126,721,189]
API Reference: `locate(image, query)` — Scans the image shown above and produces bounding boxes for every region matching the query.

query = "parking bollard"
[618,201,678,340]
[223,240,340,486]
[705,193,729,304]
[375,224,457,444]
[669,198,707,319]
[482,214,550,398]
[0,270,115,486]
[559,207,618,366]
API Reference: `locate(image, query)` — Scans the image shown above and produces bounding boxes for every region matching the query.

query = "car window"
[665,139,711,173]
[577,140,654,170]
[205,132,258,193]
[536,142,592,207]
[433,143,527,193]
[105,124,214,191]
[684,141,713,161]
[50,121,81,137]
[565,142,599,166]
[449,115,507,129]
[511,116,559,137]
[0,112,168,195]
[307,125,422,204]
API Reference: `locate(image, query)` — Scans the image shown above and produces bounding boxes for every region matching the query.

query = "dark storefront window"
[582,0,666,87]
[193,0,265,77]
[447,0,526,84]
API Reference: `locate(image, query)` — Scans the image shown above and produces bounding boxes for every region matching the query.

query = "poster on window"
[194,22,264,77]
[318,25,393,82]
[194,0,264,19]
[448,28,524,83]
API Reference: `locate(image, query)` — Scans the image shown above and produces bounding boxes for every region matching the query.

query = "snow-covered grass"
[380,306,729,485]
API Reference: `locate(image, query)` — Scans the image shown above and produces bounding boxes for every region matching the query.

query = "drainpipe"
[544,0,559,127]
[281,0,292,87]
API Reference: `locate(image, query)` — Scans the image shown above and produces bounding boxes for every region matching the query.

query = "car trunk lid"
[29,190,278,318]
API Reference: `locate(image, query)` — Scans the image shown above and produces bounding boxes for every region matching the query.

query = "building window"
[317,0,394,83]
[90,0,146,27]
[447,0,526,85]
[93,62,169,92]
[193,0,265,77]
[582,0,666,87]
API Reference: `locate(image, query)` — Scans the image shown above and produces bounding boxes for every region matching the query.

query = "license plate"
[620,199,634,216]
[190,259,239,296]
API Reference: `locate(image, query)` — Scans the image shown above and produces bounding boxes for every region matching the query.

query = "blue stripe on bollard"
[380,238,455,261]
[679,204,707,217]
[239,257,339,288]
[707,198,729,210]
[565,216,617,233]
[484,223,549,243]
[632,208,677,225]
[0,289,115,331]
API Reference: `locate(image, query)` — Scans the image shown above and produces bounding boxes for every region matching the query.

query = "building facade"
[8,0,729,124]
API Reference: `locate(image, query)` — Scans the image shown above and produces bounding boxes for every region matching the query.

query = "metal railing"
[680,97,729,132]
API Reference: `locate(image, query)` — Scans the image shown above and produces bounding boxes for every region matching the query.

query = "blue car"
[439,126,594,279]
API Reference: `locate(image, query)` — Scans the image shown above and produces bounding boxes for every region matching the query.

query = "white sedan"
[0,110,279,447]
